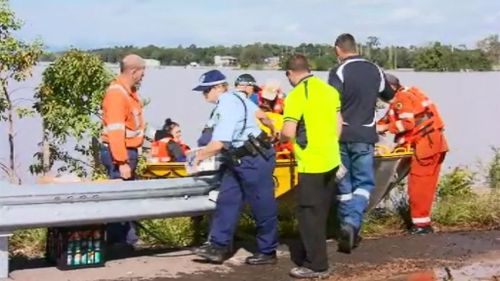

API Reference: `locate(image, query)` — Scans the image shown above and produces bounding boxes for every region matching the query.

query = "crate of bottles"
[45,225,106,270]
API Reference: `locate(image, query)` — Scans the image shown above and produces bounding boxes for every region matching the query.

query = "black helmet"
[235,74,257,86]
[384,73,400,87]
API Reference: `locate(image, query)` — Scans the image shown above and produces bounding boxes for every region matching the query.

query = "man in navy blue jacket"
[328,33,394,254]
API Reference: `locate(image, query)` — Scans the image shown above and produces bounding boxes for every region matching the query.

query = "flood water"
[1,65,500,183]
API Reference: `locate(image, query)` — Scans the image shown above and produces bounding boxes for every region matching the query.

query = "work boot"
[409,225,434,235]
[245,252,277,265]
[353,232,363,249]
[338,223,355,254]
[289,266,331,279]
[193,243,230,264]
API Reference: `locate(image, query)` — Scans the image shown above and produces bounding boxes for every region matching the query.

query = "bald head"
[119,54,146,87]
[120,54,145,74]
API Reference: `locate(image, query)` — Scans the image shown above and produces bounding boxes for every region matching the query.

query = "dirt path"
[8,230,500,281]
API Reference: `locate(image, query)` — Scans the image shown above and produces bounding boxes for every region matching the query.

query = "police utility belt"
[223,132,272,166]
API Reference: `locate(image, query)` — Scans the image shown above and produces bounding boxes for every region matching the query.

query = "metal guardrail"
[0,176,218,279]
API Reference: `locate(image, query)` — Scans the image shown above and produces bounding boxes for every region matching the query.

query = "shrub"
[437,167,475,198]
[487,146,500,189]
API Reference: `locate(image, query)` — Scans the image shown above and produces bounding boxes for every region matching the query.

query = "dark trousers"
[209,151,278,254]
[295,167,338,272]
[100,145,139,245]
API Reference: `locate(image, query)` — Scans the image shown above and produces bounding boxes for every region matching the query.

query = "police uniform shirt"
[204,106,218,129]
[211,91,262,148]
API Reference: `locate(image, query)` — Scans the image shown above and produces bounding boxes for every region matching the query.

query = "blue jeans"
[209,150,278,254]
[100,145,139,245]
[337,142,375,231]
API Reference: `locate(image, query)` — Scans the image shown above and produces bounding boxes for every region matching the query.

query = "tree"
[31,50,113,177]
[311,55,336,71]
[239,44,267,68]
[477,34,500,67]
[0,0,43,183]
[412,43,450,71]
[365,36,381,60]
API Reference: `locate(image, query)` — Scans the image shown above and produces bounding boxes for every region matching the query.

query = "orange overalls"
[101,79,145,164]
[378,86,448,227]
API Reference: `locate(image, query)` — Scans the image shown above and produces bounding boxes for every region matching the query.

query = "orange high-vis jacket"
[151,137,190,162]
[101,79,145,164]
[378,86,448,159]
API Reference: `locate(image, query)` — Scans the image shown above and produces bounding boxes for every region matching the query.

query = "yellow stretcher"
[143,145,413,210]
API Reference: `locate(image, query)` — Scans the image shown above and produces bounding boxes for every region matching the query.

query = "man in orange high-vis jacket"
[377,73,448,235]
[100,54,145,246]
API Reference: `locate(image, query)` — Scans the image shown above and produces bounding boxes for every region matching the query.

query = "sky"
[10,0,500,50]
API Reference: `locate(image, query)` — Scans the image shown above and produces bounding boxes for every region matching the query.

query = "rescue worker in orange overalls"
[257,84,285,114]
[100,54,146,246]
[151,118,191,162]
[377,73,448,235]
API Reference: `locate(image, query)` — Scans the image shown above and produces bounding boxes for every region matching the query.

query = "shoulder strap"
[232,93,248,137]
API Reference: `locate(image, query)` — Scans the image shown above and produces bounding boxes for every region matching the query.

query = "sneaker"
[409,225,434,235]
[338,223,355,254]
[245,252,277,265]
[193,243,230,264]
[289,266,331,279]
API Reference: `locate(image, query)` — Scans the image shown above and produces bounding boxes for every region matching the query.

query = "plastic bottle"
[66,232,74,266]
[87,234,94,264]
[81,233,88,265]
[93,230,101,264]
[73,232,81,265]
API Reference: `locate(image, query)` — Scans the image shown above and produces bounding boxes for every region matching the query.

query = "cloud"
[9,0,500,48]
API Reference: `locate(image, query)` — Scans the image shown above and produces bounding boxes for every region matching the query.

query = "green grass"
[433,191,500,227]
[9,228,47,257]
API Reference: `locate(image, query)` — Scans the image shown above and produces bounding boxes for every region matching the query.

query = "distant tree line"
[39,35,500,72]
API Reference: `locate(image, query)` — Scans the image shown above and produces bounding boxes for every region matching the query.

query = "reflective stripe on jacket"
[378,86,448,158]
[101,79,144,163]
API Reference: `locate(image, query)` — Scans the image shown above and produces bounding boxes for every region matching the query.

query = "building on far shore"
[144,59,161,68]
[214,56,237,67]
[264,56,280,69]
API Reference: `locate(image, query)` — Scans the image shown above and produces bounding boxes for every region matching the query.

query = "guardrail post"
[0,232,11,279]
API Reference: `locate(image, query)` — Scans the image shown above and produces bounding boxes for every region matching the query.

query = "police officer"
[234,74,277,134]
[234,73,260,103]
[192,69,279,265]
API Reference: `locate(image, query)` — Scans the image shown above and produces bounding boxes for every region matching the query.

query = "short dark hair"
[335,33,357,53]
[285,54,310,72]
